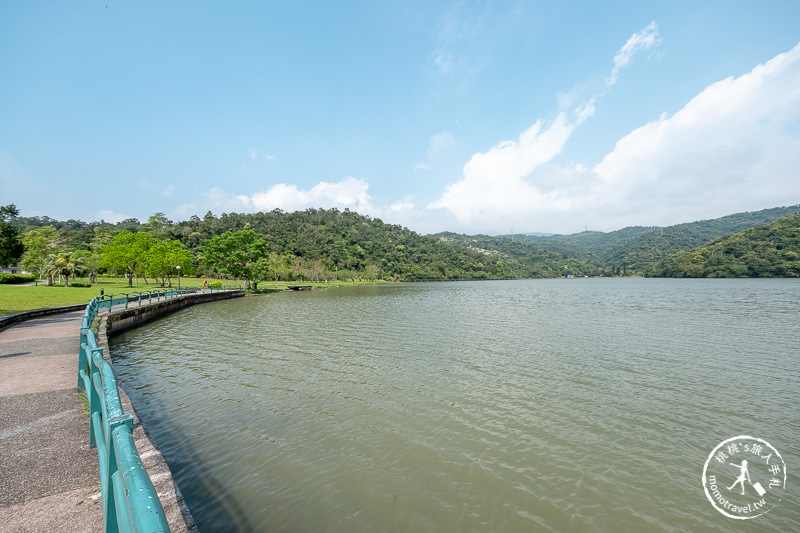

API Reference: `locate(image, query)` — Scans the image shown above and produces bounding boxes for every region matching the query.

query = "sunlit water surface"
[110,279,800,532]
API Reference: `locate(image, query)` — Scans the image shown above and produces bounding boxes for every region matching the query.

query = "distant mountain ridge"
[433,205,800,275]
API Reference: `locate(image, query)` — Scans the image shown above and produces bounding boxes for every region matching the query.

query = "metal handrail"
[78,297,170,533]
[95,286,243,311]
[77,285,243,531]
[97,287,199,311]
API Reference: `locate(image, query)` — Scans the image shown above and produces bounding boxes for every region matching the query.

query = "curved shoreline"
[97,290,246,532]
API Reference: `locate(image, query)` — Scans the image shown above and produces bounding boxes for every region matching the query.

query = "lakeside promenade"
[0,310,103,532]
[0,292,225,532]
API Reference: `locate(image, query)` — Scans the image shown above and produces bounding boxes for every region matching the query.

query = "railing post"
[103,413,134,533]
[78,328,89,391]
[87,346,103,449]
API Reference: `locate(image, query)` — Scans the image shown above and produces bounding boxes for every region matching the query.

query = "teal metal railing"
[77,286,243,531]
[96,285,243,311]
[78,296,170,533]
[98,287,198,311]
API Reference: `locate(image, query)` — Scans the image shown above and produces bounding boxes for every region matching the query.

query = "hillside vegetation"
[435,233,601,277]
[12,209,512,282]
[8,204,800,282]
[655,213,800,277]
[437,205,800,276]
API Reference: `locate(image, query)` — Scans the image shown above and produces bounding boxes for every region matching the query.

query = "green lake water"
[109,279,800,532]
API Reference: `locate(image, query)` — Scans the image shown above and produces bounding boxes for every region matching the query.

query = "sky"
[2,1,800,236]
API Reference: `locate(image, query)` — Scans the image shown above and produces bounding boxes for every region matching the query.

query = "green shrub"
[208,280,223,288]
[69,282,92,288]
[0,273,37,284]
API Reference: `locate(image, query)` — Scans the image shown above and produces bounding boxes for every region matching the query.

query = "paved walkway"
[0,311,103,532]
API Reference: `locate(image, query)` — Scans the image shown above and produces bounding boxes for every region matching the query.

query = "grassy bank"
[0,277,391,315]
[0,277,205,315]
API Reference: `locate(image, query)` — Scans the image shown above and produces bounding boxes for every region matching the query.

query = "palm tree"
[43,253,86,286]
[42,255,58,286]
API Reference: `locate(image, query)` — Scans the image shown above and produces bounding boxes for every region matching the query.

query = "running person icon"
[728,460,751,495]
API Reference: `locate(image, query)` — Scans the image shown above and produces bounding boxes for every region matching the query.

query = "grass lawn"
[0,276,206,315]
[0,277,391,315]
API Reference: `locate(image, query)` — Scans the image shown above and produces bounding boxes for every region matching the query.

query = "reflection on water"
[110,279,800,532]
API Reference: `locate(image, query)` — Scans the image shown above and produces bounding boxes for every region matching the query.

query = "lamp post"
[176,265,181,292]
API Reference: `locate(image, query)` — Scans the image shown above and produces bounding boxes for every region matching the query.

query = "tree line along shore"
[2,205,800,294]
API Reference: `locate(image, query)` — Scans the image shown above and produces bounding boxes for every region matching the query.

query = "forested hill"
[12,208,514,281]
[433,233,602,277]
[655,213,800,277]
[10,204,800,281]
[438,205,800,275]
[189,208,510,280]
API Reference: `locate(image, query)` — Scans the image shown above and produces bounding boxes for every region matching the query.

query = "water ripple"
[110,279,800,532]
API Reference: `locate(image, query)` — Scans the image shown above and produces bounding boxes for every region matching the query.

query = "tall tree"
[141,212,173,240]
[21,226,61,279]
[90,226,113,252]
[73,249,101,283]
[146,239,194,287]
[0,204,24,266]
[100,231,155,287]
[202,229,268,288]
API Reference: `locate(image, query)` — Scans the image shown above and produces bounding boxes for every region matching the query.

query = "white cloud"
[174,177,377,219]
[430,4,484,76]
[415,130,456,171]
[423,22,655,232]
[138,179,175,198]
[426,40,800,234]
[433,50,454,74]
[427,101,595,229]
[429,131,455,157]
[608,21,661,86]
[96,209,131,224]
[173,37,800,237]
[243,177,373,212]
[428,114,574,222]
[589,40,800,227]
[250,150,276,162]
[173,187,249,219]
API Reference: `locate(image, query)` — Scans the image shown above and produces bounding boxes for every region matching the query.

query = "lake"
[109,279,800,532]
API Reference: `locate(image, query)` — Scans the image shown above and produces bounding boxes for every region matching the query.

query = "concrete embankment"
[104,289,245,335]
[0,289,244,532]
[98,289,245,531]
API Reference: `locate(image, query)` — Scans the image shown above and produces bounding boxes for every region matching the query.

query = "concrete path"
[0,311,103,532]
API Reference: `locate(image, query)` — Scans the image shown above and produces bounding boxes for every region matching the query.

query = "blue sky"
[2,1,799,235]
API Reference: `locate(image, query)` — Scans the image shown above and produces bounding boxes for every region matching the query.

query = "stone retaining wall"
[105,290,245,336]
